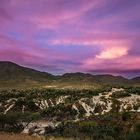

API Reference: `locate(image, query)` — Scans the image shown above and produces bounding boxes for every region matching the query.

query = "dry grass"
[0,132,45,140]
[0,132,79,140]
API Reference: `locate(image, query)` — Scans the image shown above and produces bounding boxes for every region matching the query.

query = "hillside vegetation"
[0,61,139,89]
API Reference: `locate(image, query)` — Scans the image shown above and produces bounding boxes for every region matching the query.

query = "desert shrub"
[121,112,131,121]
[78,121,97,133]
[111,99,121,113]
[111,91,131,98]
[125,87,140,95]
[94,104,102,114]
[125,122,140,140]
[135,123,140,133]
[0,111,40,132]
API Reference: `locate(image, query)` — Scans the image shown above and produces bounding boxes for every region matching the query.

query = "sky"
[0,0,140,78]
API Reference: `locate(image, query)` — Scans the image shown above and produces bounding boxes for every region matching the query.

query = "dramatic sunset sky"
[0,0,140,77]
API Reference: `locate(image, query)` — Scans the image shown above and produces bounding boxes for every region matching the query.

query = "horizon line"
[0,60,139,80]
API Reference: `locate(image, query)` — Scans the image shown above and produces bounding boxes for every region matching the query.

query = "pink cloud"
[96,47,129,59]
[83,55,140,73]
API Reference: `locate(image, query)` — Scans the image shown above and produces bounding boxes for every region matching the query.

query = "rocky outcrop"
[22,121,56,136]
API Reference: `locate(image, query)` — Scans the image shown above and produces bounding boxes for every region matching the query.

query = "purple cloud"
[0,0,140,77]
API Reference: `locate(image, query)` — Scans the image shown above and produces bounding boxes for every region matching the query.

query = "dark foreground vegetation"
[1,112,140,140]
[52,112,140,140]
[0,87,140,140]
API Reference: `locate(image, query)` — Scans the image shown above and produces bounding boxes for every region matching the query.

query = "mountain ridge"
[0,61,55,88]
[0,61,139,88]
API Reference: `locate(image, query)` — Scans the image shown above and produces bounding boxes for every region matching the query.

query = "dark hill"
[131,76,140,84]
[0,61,139,89]
[93,74,129,86]
[0,61,54,88]
[56,73,129,87]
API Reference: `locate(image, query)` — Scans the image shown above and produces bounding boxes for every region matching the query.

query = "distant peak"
[62,72,91,77]
[0,61,20,66]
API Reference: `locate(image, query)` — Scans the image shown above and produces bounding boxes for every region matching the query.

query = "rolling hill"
[0,61,139,88]
[131,76,140,83]
[0,61,54,88]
